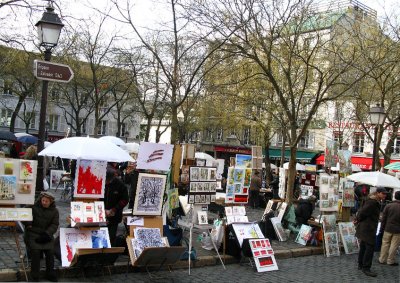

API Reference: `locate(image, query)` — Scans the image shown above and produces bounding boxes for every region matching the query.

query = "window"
[393,136,400,154]
[48,115,59,131]
[206,128,213,141]
[333,131,343,144]
[98,120,107,135]
[353,133,365,153]
[216,128,223,141]
[299,131,314,149]
[0,109,12,126]
[243,127,251,145]
[276,132,284,146]
[29,112,36,129]
[79,118,86,134]
[334,103,344,120]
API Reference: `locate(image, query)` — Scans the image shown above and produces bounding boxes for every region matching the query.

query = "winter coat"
[249,174,262,191]
[355,194,380,245]
[295,199,314,225]
[380,200,400,234]
[103,176,128,224]
[24,196,59,250]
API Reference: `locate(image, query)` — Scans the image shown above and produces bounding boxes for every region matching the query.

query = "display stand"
[0,221,28,282]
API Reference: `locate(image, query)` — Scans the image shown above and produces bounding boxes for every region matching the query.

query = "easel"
[0,220,28,282]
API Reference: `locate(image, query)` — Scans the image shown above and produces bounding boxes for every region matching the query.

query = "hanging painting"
[0,175,16,200]
[136,142,174,171]
[133,173,166,216]
[74,159,107,199]
[50,170,64,190]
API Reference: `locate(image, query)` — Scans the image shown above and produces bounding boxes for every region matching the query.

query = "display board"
[249,238,278,272]
[0,158,37,205]
[225,167,252,204]
[188,166,217,204]
[73,159,107,199]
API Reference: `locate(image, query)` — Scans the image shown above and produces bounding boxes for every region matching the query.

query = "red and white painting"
[136,142,174,171]
[74,159,107,199]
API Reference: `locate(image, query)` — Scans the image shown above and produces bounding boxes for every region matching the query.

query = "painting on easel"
[133,173,166,216]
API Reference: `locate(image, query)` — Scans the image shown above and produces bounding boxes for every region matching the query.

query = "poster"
[50,170,64,190]
[133,173,166,216]
[136,142,174,171]
[249,238,278,272]
[235,154,252,168]
[338,222,359,254]
[231,222,264,247]
[319,174,339,212]
[74,159,107,199]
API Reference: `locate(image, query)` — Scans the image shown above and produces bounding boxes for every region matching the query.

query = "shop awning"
[315,154,400,170]
[264,148,321,163]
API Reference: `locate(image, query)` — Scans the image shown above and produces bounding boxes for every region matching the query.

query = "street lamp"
[369,104,385,171]
[35,2,64,192]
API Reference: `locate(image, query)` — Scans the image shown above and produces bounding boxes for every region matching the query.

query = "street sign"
[33,60,74,83]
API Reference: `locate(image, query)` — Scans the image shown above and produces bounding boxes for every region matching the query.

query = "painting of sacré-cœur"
[133,173,166,216]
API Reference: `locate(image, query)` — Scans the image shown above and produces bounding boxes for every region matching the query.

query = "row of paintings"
[70,201,105,226]
[188,193,216,204]
[189,167,217,182]
[189,182,217,193]
[0,158,37,205]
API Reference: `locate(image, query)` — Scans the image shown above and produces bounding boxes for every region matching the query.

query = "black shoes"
[362,269,377,277]
[388,263,399,266]
[45,272,58,282]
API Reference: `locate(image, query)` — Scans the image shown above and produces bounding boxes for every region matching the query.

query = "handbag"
[180,238,197,261]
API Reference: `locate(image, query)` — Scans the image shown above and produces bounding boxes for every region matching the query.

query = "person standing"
[24,192,59,282]
[104,167,128,246]
[355,187,388,277]
[123,161,139,209]
[378,190,400,266]
[248,170,262,208]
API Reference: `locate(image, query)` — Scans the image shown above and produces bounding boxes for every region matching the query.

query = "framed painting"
[133,173,166,216]
[50,170,64,190]
[73,159,107,199]
[136,142,174,171]
[235,154,252,168]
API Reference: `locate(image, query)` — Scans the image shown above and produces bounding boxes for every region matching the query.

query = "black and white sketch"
[133,173,166,216]
[190,167,200,181]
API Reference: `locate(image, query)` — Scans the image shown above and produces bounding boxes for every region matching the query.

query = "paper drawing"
[20,161,34,180]
[235,154,252,168]
[4,161,13,175]
[59,228,92,267]
[133,228,164,258]
[190,167,200,181]
[232,223,264,247]
[197,211,208,225]
[295,224,312,246]
[136,142,174,171]
[133,173,166,216]
[0,175,16,200]
[74,159,107,199]
[17,182,32,194]
[91,228,111,248]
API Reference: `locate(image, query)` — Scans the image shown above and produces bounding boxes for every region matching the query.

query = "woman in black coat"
[24,191,59,282]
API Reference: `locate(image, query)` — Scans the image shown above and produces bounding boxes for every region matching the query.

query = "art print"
[232,223,264,247]
[133,173,166,216]
[236,154,252,168]
[188,195,194,204]
[59,228,92,267]
[325,140,338,168]
[190,167,200,181]
[0,175,16,200]
[134,228,164,257]
[342,180,355,207]
[168,188,180,210]
[244,169,252,186]
[197,211,208,225]
[94,201,105,222]
[0,207,32,221]
[17,182,32,194]
[74,159,107,199]
[295,224,312,246]
[136,142,174,171]
[20,161,34,180]
[199,168,209,181]
[209,168,217,181]
[50,170,64,190]
[338,222,359,254]
[4,161,13,175]
[91,228,111,248]
[338,149,352,175]
[324,232,340,257]
[233,169,245,183]
[321,215,336,233]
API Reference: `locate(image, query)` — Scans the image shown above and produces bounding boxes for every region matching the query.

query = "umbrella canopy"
[347,171,400,189]
[15,133,38,144]
[0,131,17,141]
[262,163,278,169]
[38,136,134,162]
[195,152,215,161]
[99,136,126,147]
[283,162,305,171]
[384,162,400,171]
[124,142,140,154]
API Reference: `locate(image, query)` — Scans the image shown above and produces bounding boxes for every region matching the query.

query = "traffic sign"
[33,60,74,83]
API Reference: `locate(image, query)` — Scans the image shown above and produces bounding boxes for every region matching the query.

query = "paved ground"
[56,254,400,283]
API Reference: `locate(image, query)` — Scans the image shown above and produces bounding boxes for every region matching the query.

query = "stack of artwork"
[73,159,107,199]
[133,173,166,215]
[278,168,286,200]
[225,206,248,224]
[225,167,252,204]
[59,227,111,267]
[249,238,278,272]
[321,214,340,257]
[70,201,106,227]
[231,222,264,247]
[295,224,312,246]
[0,158,37,205]
[188,167,217,204]
[270,217,288,241]
[338,222,359,254]
[319,174,339,212]
[251,146,263,170]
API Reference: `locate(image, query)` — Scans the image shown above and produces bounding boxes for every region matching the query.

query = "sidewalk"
[0,190,323,281]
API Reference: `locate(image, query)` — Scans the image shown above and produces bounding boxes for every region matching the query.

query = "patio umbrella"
[0,131,17,141]
[283,162,305,171]
[195,152,215,161]
[384,162,400,171]
[98,136,126,147]
[124,142,140,154]
[38,136,134,162]
[347,171,400,189]
[15,133,38,144]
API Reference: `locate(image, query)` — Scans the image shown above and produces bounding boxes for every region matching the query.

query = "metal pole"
[35,49,52,193]
[371,125,378,171]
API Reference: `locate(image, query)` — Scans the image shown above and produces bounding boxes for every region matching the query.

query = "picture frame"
[74,159,107,199]
[50,169,64,190]
[133,173,166,216]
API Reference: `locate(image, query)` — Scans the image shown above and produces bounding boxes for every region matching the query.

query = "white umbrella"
[283,162,305,171]
[44,141,52,148]
[347,171,400,189]
[99,136,126,147]
[195,152,215,161]
[262,163,278,169]
[38,136,134,162]
[124,142,140,154]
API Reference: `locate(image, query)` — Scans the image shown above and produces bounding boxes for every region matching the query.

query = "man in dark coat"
[24,191,59,282]
[355,187,387,277]
[295,195,316,225]
[104,167,128,246]
[378,190,400,266]
[123,161,139,209]
[248,170,262,208]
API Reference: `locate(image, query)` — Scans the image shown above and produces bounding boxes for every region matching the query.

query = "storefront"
[315,154,400,171]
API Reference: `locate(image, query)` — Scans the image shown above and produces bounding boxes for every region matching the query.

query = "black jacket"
[355,194,380,245]
[103,177,128,224]
[295,199,314,225]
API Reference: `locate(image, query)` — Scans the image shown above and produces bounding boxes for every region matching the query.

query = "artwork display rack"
[0,204,28,282]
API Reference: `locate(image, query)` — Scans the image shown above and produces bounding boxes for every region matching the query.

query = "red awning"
[315,154,400,170]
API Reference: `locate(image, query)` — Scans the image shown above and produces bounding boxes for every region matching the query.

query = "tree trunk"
[285,147,297,204]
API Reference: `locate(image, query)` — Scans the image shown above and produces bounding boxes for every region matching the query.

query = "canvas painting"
[74,159,107,199]
[0,175,16,200]
[236,154,252,168]
[324,232,340,257]
[167,188,180,210]
[197,211,208,225]
[17,182,32,194]
[338,150,352,175]
[338,222,359,254]
[59,228,92,267]
[4,161,14,175]
[133,173,166,216]
[232,223,264,247]
[20,160,34,180]
[321,214,337,233]
[295,224,312,246]
[270,217,288,241]
[91,228,111,248]
[50,170,64,190]
[342,180,355,207]
[136,142,174,171]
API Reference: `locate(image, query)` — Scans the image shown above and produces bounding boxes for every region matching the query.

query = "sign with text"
[33,60,74,83]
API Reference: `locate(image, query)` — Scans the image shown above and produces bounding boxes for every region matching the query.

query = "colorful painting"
[249,238,278,272]
[319,174,339,212]
[50,170,64,190]
[231,222,264,247]
[4,161,14,175]
[338,150,352,175]
[20,161,34,180]
[321,214,337,233]
[74,159,107,199]
[236,154,252,168]
[324,232,340,257]
[0,175,16,200]
[91,228,111,248]
[325,140,338,168]
[133,173,166,216]
[341,180,355,207]
[295,224,312,246]
[59,228,92,267]
[136,142,174,171]
[167,188,179,210]
[17,182,32,194]
[338,222,359,254]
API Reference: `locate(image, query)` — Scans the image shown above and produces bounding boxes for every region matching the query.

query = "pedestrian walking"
[23,191,59,282]
[378,190,400,266]
[248,170,262,208]
[355,187,388,277]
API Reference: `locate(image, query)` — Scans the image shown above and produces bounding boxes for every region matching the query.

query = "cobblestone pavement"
[57,254,400,283]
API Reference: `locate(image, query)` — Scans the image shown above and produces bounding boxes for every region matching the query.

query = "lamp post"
[35,2,64,192]
[369,104,385,171]
[45,121,50,141]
